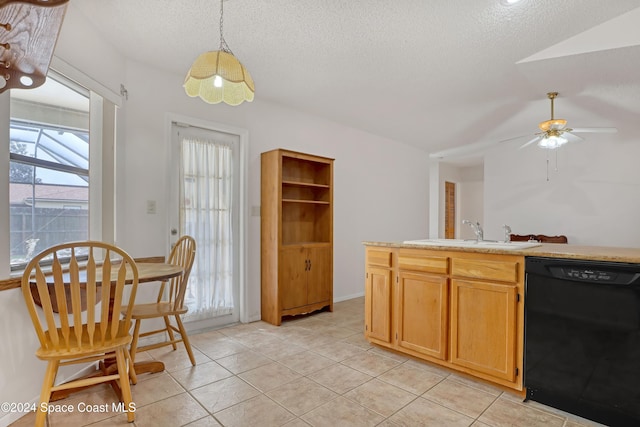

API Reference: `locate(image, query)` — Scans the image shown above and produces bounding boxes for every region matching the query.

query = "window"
[9,73,90,270]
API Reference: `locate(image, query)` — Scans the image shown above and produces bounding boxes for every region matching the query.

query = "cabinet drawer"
[367,249,392,268]
[398,253,448,274]
[451,258,518,283]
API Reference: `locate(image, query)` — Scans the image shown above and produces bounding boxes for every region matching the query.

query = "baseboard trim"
[334,292,364,302]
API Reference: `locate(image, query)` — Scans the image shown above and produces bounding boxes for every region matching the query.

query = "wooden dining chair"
[21,241,138,426]
[128,235,197,366]
[509,234,536,242]
[535,234,568,243]
[510,233,568,243]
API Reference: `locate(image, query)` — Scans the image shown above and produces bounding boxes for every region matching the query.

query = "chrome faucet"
[503,224,512,243]
[462,220,483,242]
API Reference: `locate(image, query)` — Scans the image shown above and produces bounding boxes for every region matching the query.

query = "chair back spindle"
[164,236,196,311]
[22,242,138,353]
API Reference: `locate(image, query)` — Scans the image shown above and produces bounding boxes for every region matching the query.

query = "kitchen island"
[362,240,640,392]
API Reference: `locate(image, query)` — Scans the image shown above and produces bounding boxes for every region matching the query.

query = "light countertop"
[363,241,640,264]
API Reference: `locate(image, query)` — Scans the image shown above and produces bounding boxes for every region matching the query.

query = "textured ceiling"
[72,0,640,162]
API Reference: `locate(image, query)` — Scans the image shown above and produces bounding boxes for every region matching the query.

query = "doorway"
[445,181,455,239]
[169,120,247,329]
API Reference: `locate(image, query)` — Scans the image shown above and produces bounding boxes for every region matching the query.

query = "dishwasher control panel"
[538,259,640,285]
[562,268,615,282]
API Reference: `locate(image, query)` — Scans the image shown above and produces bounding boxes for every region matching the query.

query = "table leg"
[133,361,165,375]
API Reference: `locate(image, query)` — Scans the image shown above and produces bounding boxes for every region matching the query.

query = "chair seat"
[36,324,132,360]
[130,302,188,319]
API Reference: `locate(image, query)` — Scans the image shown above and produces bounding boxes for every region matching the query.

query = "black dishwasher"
[525,256,640,427]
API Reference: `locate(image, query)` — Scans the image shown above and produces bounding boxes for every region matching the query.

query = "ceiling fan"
[504,92,618,150]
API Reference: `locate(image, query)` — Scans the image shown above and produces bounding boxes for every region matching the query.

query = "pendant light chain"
[219,0,234,55]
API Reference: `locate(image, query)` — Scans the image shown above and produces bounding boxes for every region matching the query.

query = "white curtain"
[179,134,234,320]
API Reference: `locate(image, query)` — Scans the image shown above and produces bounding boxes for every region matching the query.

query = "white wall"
[428,160,440,238]
[458,165,484,241]
[53,3,125,97]
[119,57,431,319]
[431,163,485,241]
[0,6,430,424]
[483,133,640,246]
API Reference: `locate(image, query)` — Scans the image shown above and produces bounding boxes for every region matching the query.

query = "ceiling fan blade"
[498,134,535,144]
[570,127,618,133]
[564,132,584,143]
[519,136,542,149]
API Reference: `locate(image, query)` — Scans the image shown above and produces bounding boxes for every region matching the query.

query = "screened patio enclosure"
[9,74,91,269]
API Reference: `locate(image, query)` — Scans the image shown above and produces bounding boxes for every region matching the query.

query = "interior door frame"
[445,181,456,239]
[165,113,249,325]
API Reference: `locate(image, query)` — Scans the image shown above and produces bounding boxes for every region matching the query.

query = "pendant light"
[183,0,254,106]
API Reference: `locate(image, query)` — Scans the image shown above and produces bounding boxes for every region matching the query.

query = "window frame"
[5,67,115,274]
[8,72,91,271]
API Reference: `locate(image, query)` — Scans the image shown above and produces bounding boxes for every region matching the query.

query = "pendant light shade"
[184,51,254,105]
[183,0,254,106]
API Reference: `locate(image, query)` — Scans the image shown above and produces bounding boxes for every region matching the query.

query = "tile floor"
[10,297,604,427]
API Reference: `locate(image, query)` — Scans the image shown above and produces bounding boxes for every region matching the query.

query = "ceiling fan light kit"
[538,119,567,132]
[538,134,568,150]
[536,92,569,150]
[496,91,620,181]
[0,0,69,93]
[516,91,617,151]
[183,0,254,106]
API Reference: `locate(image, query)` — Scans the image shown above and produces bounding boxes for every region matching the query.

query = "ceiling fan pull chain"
[555,149,559,172]
[546,150,550,181]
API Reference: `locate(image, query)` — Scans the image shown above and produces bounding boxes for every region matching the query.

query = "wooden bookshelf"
[261,149,334,325]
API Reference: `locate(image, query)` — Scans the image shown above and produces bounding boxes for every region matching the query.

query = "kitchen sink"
[402,239,542,250]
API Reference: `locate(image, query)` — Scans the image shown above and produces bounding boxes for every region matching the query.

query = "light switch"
[251,206,261,217]
[146,200,157,214]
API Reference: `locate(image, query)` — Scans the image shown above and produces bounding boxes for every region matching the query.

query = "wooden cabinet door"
[365,266,393,344]
[450,278,517,382]
[306,246,332,305]
[279,247,308,310]
[397,272,448,360]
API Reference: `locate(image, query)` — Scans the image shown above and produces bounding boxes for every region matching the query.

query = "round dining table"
[32,261,183,285]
